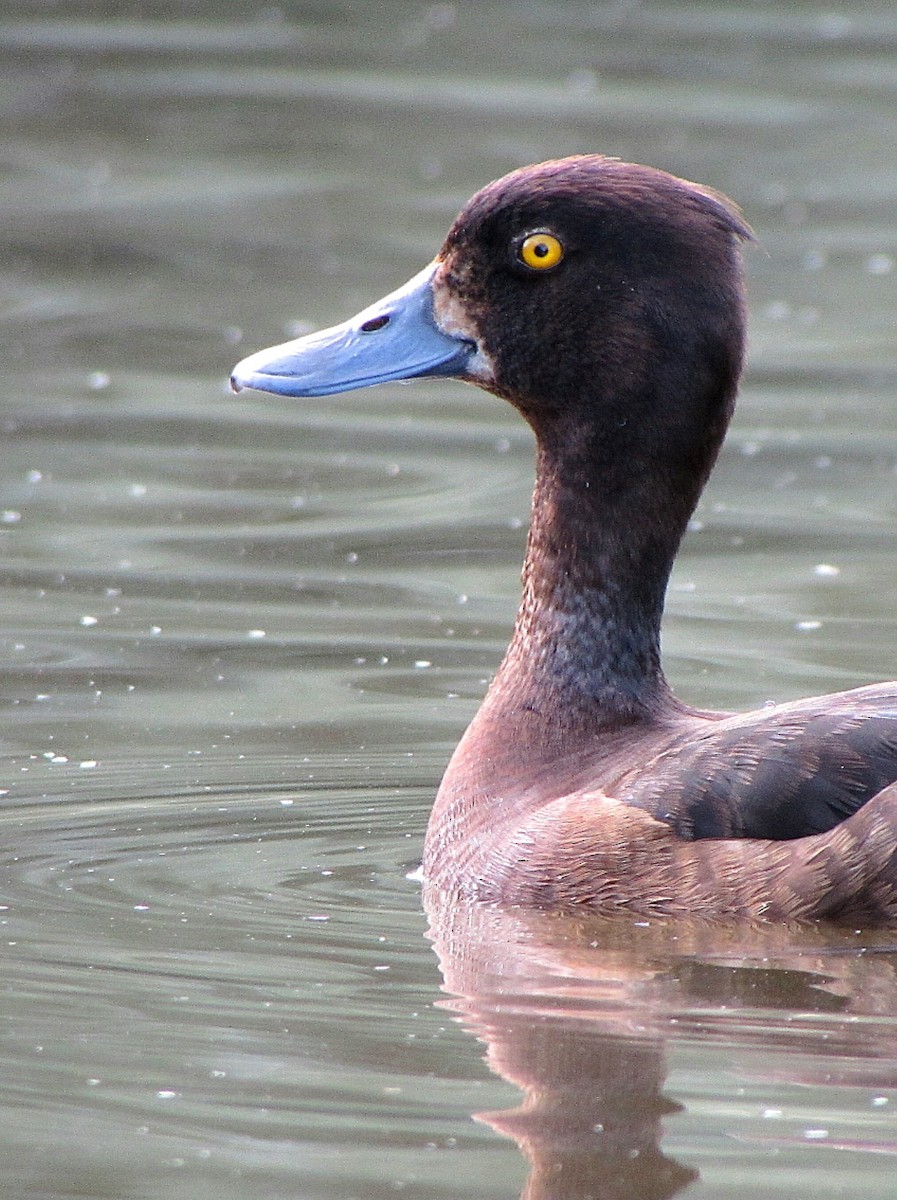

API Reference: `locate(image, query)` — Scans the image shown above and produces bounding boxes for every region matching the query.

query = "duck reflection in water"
[233,156,897,922]
[425,897,897,1200]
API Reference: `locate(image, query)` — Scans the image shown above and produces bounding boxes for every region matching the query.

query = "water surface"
[2,4,897,1197]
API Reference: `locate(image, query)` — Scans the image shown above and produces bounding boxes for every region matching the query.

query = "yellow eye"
[518,231,564,271]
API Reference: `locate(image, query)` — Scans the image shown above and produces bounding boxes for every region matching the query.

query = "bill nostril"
[360,314,390,333]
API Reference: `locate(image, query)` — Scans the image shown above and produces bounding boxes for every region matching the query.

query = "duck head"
[232,157,753,724]
[232,155,751,461]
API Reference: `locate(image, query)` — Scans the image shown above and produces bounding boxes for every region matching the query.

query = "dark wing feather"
[614,684,897,841]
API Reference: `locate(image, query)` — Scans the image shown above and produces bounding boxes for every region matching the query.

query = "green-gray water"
[2,4,896,1197]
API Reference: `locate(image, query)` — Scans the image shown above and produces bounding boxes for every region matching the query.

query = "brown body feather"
[427,775,897,923]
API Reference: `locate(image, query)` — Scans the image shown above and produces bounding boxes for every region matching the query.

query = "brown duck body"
[429,683,897,920]
[232,155,897,922]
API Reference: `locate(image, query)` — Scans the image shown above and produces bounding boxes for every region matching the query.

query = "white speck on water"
[418,156,443,181]
[247,629,266,639]
[79,760,98,770]
[1,510,21,524]
[155,1089,179,1100]
[129,483,147,498]
[872,1096,889,1107]
[79,615,98,627]
[866,253,894,276]
[27,470,43,483]
[88,371,110,390]
[814,563,840,577]
[817,13,851,38]
[566,67,598,94]
[804,1128,829,1140]
[414,660,431,669]
[284,319,315,338]
[762,1108,783,1119]
[796,620,822,631]
[279,798,294,806]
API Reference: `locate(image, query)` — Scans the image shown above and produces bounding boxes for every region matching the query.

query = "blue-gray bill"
[230,261,474,397]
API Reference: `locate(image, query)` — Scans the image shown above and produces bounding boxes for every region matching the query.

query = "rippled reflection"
[426,895,897,1200]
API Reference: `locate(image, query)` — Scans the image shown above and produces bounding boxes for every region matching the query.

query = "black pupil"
[533,242,549,257]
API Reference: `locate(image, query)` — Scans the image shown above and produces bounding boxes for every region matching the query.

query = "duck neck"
[485,420,706,734]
